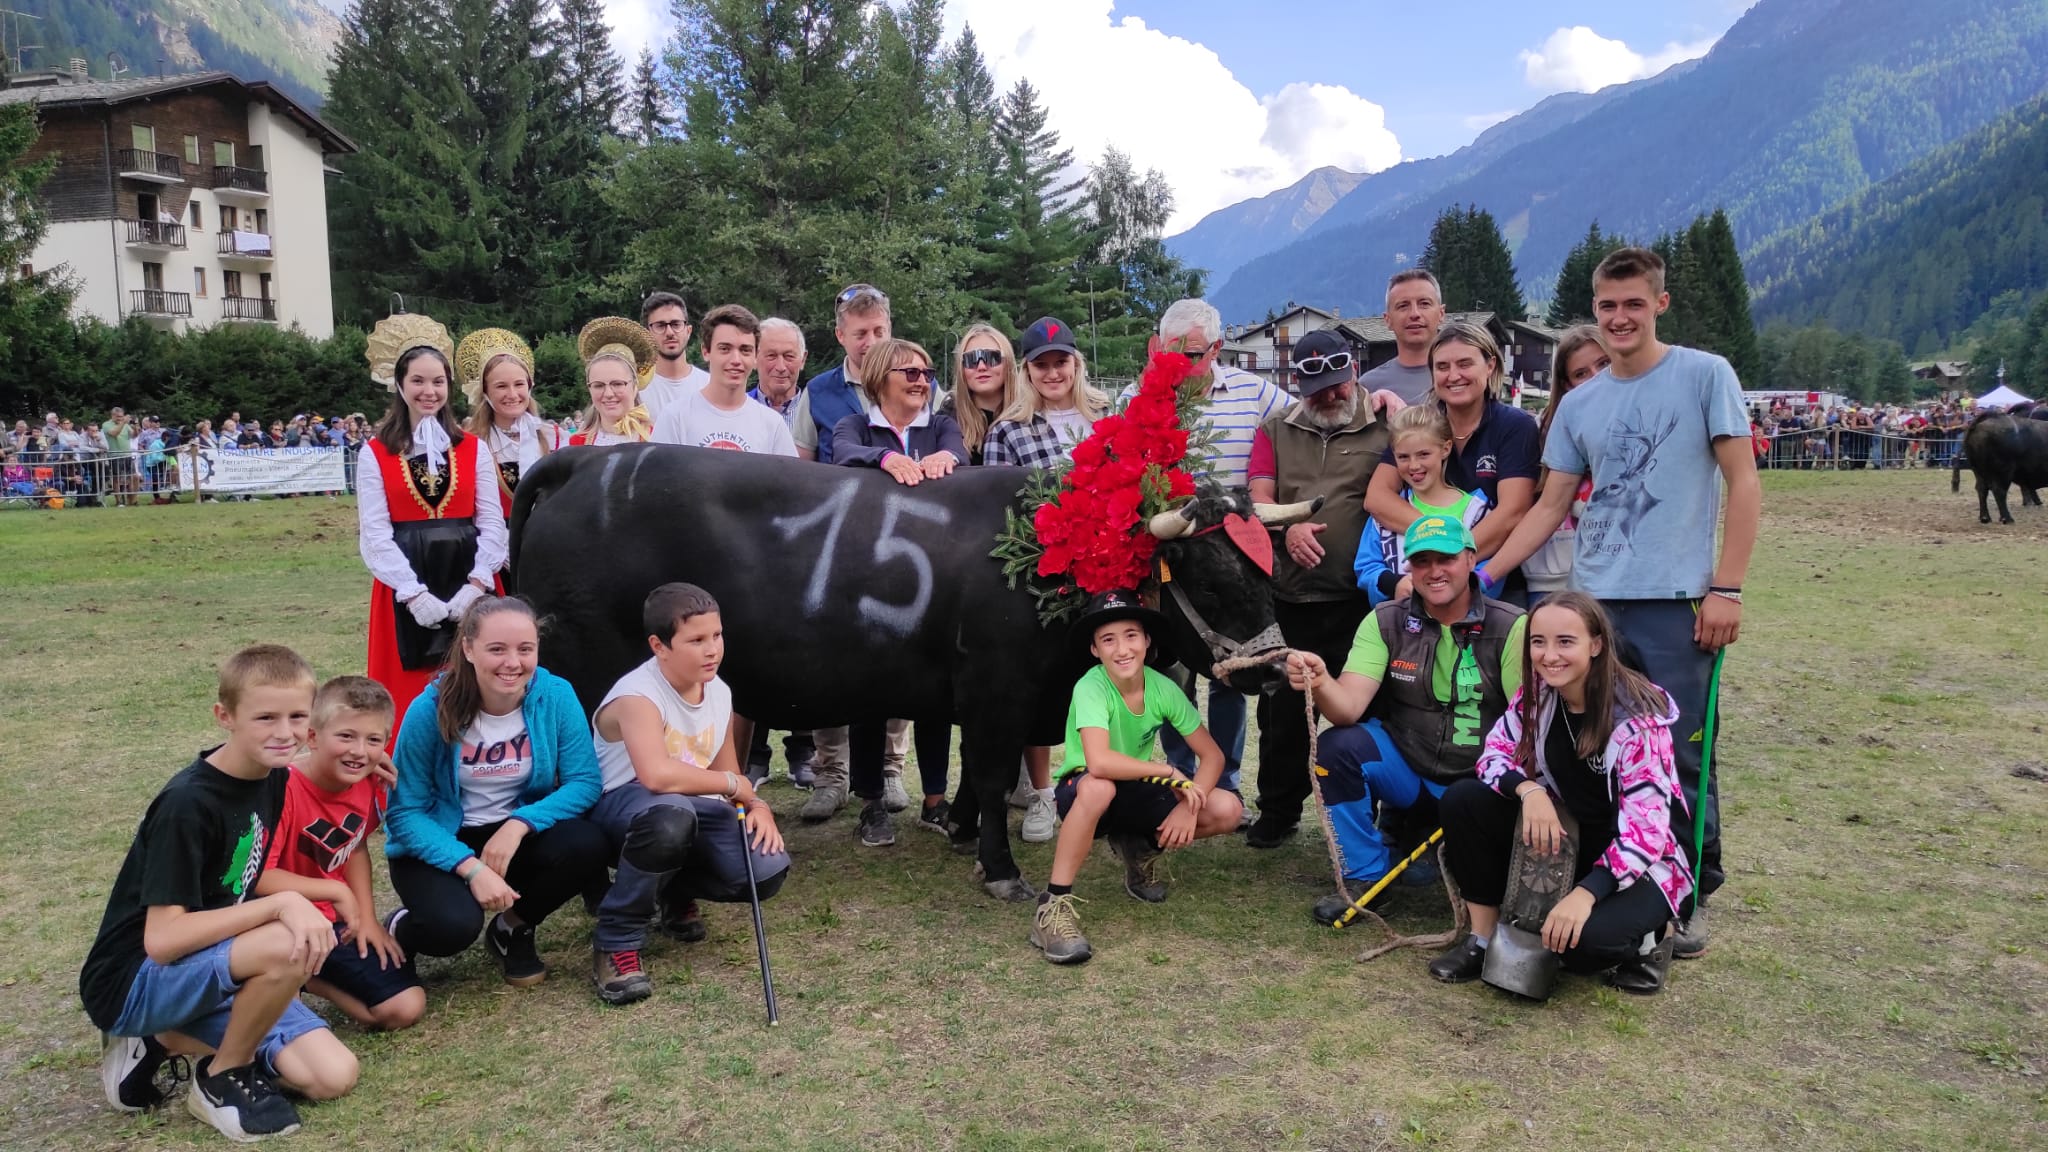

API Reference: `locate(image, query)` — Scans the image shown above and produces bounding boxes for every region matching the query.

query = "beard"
[1303,389,1359,431]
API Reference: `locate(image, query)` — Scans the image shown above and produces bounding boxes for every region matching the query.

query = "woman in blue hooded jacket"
[384,596,608,988]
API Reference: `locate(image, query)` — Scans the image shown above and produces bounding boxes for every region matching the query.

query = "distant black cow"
[509,445,1310,896]
[1954,413,2048,523]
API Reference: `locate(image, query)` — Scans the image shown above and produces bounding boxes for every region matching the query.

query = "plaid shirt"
[982,414,1078,470]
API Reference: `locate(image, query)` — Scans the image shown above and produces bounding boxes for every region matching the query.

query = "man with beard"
[1242,330,1390,848]
[640,291,710,421]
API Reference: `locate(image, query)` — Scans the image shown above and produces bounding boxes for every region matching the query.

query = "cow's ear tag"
[1222,513,1273,576]
[1157,559,1173,584]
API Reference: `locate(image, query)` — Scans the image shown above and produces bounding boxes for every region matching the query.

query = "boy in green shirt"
[1031,590,1241,965]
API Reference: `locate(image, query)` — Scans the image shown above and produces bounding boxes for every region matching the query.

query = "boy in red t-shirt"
[255,676,425,1031]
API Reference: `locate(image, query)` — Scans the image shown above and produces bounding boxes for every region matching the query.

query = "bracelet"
[723,771,740,799]
[1708,588,1743,603]
[458,859,480,882]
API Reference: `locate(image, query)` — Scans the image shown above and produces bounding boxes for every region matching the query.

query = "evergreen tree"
[965,78,1089,334]
[629,48,669,143]
[1421,204,1526,319]
[1546,221,1623,326]
[1698,209,1762,383]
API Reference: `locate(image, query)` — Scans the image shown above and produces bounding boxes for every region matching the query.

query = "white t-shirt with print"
[651,387,798,456]
[594,658,734,793]
[457,707,533,826]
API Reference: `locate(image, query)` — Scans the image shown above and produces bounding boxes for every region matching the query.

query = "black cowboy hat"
[1073,588,1170,659]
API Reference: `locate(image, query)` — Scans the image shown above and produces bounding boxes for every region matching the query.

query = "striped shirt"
[1121,364,1292,489]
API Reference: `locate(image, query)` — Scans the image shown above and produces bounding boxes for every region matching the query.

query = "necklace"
[1558,700,1582,749]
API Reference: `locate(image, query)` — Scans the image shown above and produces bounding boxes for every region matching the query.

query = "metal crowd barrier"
[1753,426,1968,471]
[2,443,362,508]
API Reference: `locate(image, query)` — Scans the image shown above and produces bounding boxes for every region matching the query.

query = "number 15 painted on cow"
[771,483,952,636]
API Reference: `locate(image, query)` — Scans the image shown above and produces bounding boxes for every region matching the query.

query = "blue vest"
[806,364,863,464]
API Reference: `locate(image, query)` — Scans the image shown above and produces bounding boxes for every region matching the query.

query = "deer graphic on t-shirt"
[1582,408,1680,556]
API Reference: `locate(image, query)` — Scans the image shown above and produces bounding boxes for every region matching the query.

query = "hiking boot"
[101,1033,178,1112]
[1244,814,1299,850]
[1611,932,1677,996]
[186,1056,300,1142]
[799,767,848,823]
[1673,906,1709,959]
[1310,884,1390,927]
[789,753,817,790]
[1020,790,1058,843]
[881,769,911,813]
[655,898,706,943]
[592,948,653,1005]
[973,861,1039,902]
[917,799,952,834]
[857,801,897,848]
[1111,835,1168,903]
[1029,893,1093,964]
[1427,934,1489,984]
[485,913,547,987]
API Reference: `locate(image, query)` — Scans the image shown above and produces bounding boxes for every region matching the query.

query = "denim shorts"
[110,938,328,1070]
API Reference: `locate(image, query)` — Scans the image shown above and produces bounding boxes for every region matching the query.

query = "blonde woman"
[940,323,1017,465]
[459,327,564,518]
[982,316,1110,469]
[568,317,658,446]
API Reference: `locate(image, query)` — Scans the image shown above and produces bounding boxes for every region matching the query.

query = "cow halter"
[1158,569,1288,679]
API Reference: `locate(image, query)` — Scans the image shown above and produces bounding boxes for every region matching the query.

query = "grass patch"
[2,472,2046,1149]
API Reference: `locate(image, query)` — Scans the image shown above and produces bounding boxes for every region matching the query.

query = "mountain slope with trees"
[1164,166,1364,286]
[4,0,339,106]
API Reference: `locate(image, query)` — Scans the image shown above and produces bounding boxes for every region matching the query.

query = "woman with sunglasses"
[941,324,1016,465]
[983,317,1110,470]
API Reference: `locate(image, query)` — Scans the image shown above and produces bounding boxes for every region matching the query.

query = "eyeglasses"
[962,349,1005,370]
[891,367,938,385]
[648,320,687,333]
[1295,351,1354,375]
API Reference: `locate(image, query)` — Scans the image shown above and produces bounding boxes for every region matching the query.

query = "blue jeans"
[591,783,791,952]
[1161,679,1245,793]
[1314,719,1446,884]
[111,938,328,1071]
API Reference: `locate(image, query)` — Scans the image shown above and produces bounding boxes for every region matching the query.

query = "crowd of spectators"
[1748,400,1977,470]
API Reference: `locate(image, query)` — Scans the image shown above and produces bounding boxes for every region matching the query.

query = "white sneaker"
[881,769,911,813]
[1007,764,1036,810]
[1020,789,1059,843]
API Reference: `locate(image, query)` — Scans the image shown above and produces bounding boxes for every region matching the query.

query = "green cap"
[1404,513,1475,558]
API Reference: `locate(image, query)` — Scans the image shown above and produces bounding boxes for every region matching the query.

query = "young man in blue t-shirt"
[1482,246,1762,961]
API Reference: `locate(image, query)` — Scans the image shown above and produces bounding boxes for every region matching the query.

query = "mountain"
[5,0,341,106]
[1166,166,1366,285]
[1748,93,2048,357]
[1209,0,2048,323]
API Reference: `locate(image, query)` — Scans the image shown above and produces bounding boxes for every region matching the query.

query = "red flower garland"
[1032,352,1199,595]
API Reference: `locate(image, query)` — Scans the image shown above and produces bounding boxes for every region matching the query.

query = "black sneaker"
[186,1056,301,1141]
[789,754,817,790]
[857,801,897,848]
[1427,933,1489,983]
[655,898,707,943]
[101,1033,176,1111]
[1244,814,1299,850]
[484,913,548,987]
[917,799,952,834]
[1310,885,1390,927]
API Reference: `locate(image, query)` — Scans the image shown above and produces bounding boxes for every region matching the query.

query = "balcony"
[212,165,269,198]
[130,289,192,317]
[124,219,187,249]
[221,296,278,323]
[116,148,183,183]
[218,231,273,260]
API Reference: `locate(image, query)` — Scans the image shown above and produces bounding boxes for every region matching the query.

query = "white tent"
[1975,384,2033,408]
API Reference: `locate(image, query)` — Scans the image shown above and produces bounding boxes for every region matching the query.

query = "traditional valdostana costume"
[566,317,659,447]
[358,313,508,726]
[456,326,562,519]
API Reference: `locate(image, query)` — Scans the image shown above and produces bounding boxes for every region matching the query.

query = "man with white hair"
[750,317,808,427]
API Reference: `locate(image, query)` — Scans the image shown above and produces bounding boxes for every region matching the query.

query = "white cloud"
[948,1,1402,230]
[1518,26,1716,94]
[601,0,664,62]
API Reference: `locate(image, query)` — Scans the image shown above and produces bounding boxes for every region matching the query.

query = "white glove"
[445,583,486,622]
[406,593,450,628]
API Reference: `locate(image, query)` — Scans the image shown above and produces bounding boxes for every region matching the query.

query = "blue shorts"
[313,924,420,1010]
[109,939,328,1071]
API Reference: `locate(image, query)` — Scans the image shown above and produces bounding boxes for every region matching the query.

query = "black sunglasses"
[891,366,938,385]
[962,349,1005,370]
[1295,351,1354,375]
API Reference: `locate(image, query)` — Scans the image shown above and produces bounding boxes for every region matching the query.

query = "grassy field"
[2,470,2044,1151]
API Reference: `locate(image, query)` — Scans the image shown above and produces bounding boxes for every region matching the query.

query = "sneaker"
[972,860,1039,902]
[1399,854,1441,888]
[789,754,817,790]
[1111,835,1168,903]
[857,801,897,847]
[799,768,848,823]
[655,898,706,943]
[186,1056,301,1142]
[1310,884,1391,926]
[746,745,772,788]
[1007,767,1035,810]
[1020,790,1059,843]
[1236,806,1257,833]
[880,770,911,813]
[1672,906,1709,959]
[1244,814,1299,850]
[1427,933,1489,984]
[917,799,952,834]
[1029,893,1093,964]
[382,906,410,947]
[101,1033,175,1111]
[592,948,653,1005]
[1611,931,1677,996]
[484,913,548,987]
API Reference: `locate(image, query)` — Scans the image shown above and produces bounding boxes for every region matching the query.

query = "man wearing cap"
[1283,515,1526,923]
[1242,330,1390,848]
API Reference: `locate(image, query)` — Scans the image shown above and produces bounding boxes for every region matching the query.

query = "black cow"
[1954,413,2048,523]
[508,445,1310,897]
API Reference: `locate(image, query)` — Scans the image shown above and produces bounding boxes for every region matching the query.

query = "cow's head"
[1146,487,1321,695]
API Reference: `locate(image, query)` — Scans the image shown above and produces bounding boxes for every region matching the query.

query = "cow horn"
[1254,496,1324,526]
[1148,504,1198,539]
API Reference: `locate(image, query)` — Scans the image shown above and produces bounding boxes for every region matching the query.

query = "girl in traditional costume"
[358,312,508,727]
[459,327,563,520]
[567,317,658,446]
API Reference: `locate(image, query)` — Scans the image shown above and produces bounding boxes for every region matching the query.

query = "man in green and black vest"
[1283,514,1525,924]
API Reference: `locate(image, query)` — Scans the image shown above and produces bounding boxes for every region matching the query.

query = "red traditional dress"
[358,433,506,727]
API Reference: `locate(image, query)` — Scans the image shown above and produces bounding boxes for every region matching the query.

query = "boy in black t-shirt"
[79,645,362,1142]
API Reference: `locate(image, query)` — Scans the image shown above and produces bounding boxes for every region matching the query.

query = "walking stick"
[734,804,779,1027]
[1330,828,1443,929]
